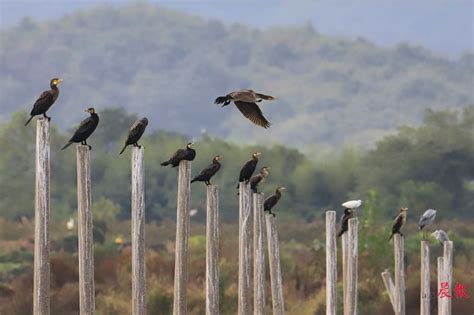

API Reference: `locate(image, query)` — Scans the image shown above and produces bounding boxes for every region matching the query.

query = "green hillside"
[0,3,473,148]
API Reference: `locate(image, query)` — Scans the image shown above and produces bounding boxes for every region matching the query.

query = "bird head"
[344,208,352,215]
[85,108,96,114]
[214,155,223,161]
[50,78,63,87]
[140,117,149,125]
[186,142,194,149]
[400,207,408,212]
[261,166,270,176]
[252,152,261,158]
[276,186,286,193]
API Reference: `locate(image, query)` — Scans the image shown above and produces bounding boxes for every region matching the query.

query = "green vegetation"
[1,3,472,148]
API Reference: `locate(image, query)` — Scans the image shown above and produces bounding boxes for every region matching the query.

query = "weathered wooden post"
[238,182,252,315]
[437,257,444,315]
[253,193,266,315]
[325,211,337,315]
[266,214,285,315]
[442,241,453,315]
[131,147,146,315]
[33,119,50,315]
[206,185,219,315]
[77,145,95,314]
[393,234,405,315]
[381,270,397,312]
[345,218,358,315]
[173,160,191,315]
[341,232,349,313]
[420,241,430,315]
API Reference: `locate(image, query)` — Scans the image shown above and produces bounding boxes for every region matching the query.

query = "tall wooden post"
[442,241,453,315]
[253,193,266,315]
[345,218,358,315]
[238,182,252,315]
[342,232,349,313]
[266,214,285,315]
[325,211,337,315]
[77,145,95,314]
[394,234,405,315]
[381,270,397,312]
[420,241,430,315]
[131,147,146,315]
[33,119,50,315]
[437,257,444,315]
[173,160,191,315]
[206,185,219,315]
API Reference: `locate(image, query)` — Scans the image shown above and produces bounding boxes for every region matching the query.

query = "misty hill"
[1,3,473,148]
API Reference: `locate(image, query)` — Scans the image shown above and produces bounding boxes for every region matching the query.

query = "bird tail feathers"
[119,145,127,155]
[24,116,34,126]
[61,142,73,151]
[161,161,170,166]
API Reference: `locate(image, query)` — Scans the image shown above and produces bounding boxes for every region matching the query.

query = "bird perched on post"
[418,209,437,240]
[214,89,276,128]
[25,78,63,126]
[236,152,261,189]
[250,166,270,193]
[337,208,353,237]
[161,143,196,167]
[388,207,408,240]
[431,229,449,245]
[61,108,99,150]
[119,117,148,154]
[264,186,285,217]
[191,155,222,185]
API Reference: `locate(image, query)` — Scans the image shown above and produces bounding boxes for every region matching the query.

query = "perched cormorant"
[236,152,261,189]
[61,108,99,150]
[191,155,222,185]
[337,208,353,237]
[161,143,196,167]
[214,89,276,128]
[431,230,449,245]
[25,78,63,126]
[250,166,270,193]
[418,209,437,240]
[119,117,149,154]
[388,207,408,240]
[264,186,285,217]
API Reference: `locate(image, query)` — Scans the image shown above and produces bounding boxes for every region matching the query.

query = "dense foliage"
[1,3,472,148]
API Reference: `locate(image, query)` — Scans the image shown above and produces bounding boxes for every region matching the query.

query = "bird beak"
[256,152,261,156]
[281,187,286,190]
[57,78,63,85]
[84,109,89,113]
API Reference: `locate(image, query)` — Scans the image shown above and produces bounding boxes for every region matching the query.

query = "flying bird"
[191,155,222,185]
[61,108,99,150]
[237,152,261,189]
[161,142,196,167]
[337,208,353,237]
[250,166,270,193]
[388,207,408,240]
[431,229,449,245]
[342,200,362,210]
[25,78,63,126]
[119,117,149,154]
[214,89,276,128]
[418,209,437,240]
[264,186,285,217]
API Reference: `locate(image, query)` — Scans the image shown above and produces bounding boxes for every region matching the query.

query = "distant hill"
[1,3,472,148]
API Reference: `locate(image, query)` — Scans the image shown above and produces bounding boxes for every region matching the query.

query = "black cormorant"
[191,155,222,185]
[388,207,408,240]
[250,166,270,193]
[214,89,276,128]
[337,208,353,237]
[119,117,149,154]
[236,152,261,189]
[264,186,285,217]
[61,108,99,150]
[25,78,63,126]
[161,142,196,167]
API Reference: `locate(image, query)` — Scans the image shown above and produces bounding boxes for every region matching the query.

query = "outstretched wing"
[234,101,271,128]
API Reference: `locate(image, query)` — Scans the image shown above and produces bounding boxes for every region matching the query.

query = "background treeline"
[1,3,473,148]
[1,106,473,224]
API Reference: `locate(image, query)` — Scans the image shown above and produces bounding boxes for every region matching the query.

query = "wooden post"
[253,193,266,315]
[442,241,453,315]
[394,234,405,315]
[131,147,146,315]
[238,182,252,315]
[325,211,337,315]
[381,270,397,312]
[342,232,349,313]
[345,218,358,315]
[77,145,95,314]
[437,257,444,315]
[33,119,50,315]
[420,241,430,315]
[173,160,191,315]
[206,185,219,315]
[266,214,285,315]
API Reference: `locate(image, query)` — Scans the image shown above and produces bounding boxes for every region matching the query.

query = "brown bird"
[250,166,270,193]
[119,117,149,154]
[214,89,276,128]
[25,78,63,126]
[264,186,285,217]
[388,207,408,240]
